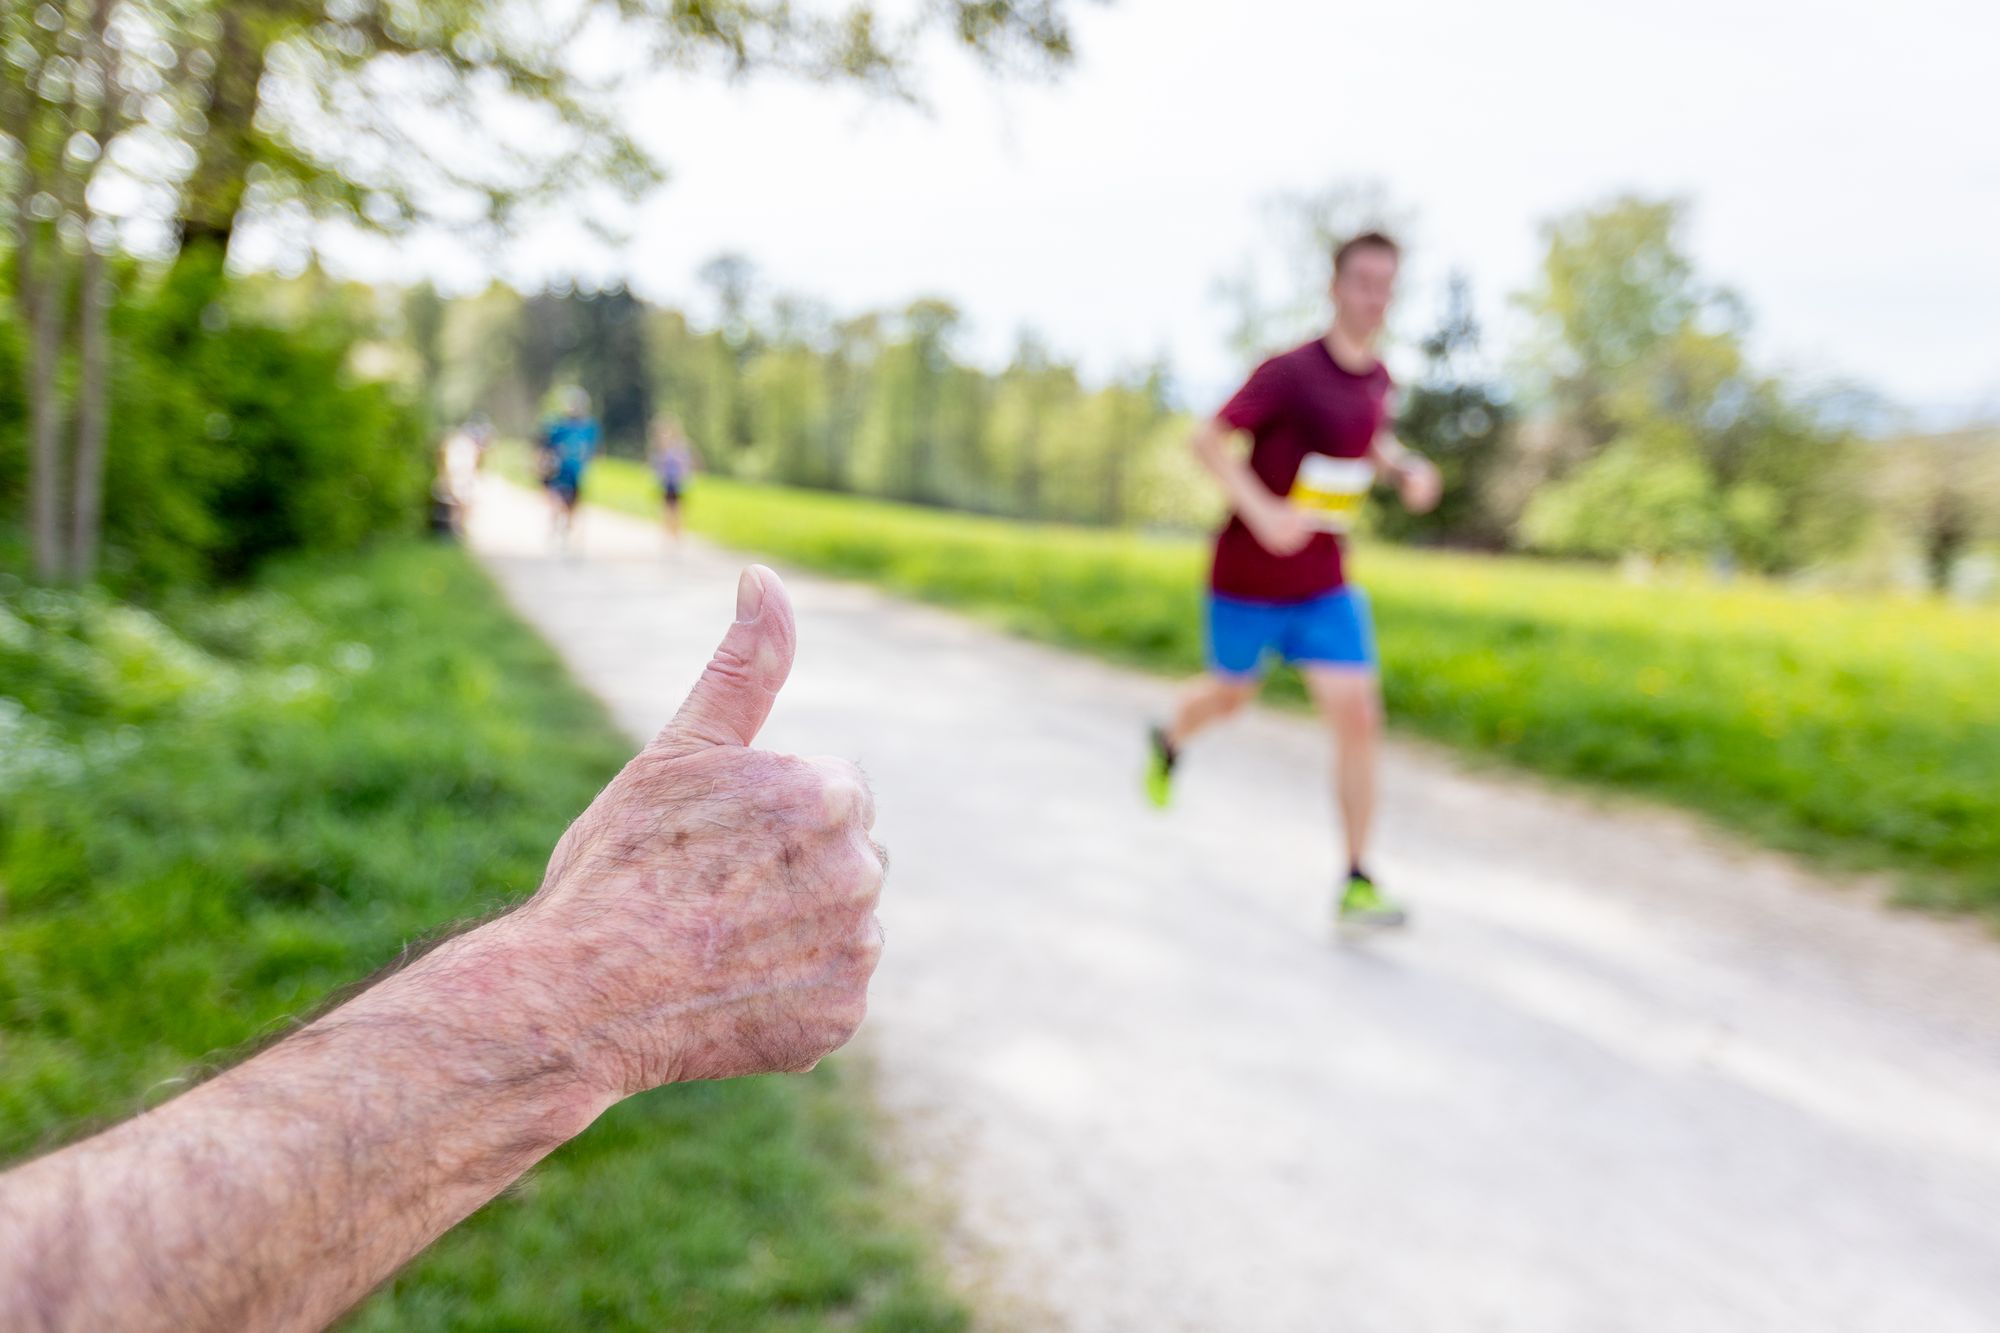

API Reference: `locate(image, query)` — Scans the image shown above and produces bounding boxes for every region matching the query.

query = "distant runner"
[1145,231,1441,927]
[537,387,600,549]
[649,416,697,549]
[436,419,483,536]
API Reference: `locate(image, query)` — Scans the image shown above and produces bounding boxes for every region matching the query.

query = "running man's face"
[1330,247,1398,340]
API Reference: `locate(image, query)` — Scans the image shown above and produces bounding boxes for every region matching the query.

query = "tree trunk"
[1102,441,1124,527]
[172,0,272,268]
[1925,490,1969,594]
[10,178,38,567]
[25,232,67,582]
[69,238,109,581]
[68,0,119,582]
[1018,399,1042,518]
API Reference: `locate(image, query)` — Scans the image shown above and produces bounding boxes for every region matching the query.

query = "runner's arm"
[1190,418,1312,555]
[1367,430,1442,514]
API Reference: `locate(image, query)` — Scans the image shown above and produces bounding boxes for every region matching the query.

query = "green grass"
[0,542,965,1331]
[574,457,2000,916]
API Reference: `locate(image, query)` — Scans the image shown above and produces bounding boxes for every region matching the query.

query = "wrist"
[351,912,618,1145]
[1246,491,1289,522]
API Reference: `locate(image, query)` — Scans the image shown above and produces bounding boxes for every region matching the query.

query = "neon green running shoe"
[1338,872,1408,928]
[1144,725,1177,810]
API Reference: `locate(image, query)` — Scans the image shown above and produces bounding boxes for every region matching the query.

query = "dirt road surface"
[471,483,2000,1332]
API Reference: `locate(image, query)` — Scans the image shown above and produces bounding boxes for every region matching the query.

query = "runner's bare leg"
[1303,665,1382,870]
[1166,674,1260,750]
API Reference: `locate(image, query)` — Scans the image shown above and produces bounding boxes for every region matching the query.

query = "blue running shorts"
[1205,587,1377,678]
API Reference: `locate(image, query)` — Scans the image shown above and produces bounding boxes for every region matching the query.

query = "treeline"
[417,274,1207,529]
[421,194,1999,590]
[1502,199,1997,590]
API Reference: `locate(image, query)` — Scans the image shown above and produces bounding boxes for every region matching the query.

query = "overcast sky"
[322,0,1999,419]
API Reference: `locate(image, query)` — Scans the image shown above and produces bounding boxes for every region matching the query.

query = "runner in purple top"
[1144,232,1443,927]
[649,415,697,551]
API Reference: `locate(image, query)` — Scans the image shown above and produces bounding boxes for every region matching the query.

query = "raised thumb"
[652,566,796,756]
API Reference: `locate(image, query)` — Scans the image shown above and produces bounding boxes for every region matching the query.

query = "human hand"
[521,565,884,1097]
[1395,457,1443,514]
[1245,498,1316,555]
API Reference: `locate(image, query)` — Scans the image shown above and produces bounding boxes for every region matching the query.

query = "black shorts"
[662,482,683,504]
[548,477,580,506]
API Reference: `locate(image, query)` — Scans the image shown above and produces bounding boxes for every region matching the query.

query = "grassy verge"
[0,542,965,1331]
[572,457,2000,916]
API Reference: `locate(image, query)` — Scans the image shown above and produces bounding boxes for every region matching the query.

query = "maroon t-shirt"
[1210,338,1392,602]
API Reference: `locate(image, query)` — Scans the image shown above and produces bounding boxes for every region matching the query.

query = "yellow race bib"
[1289,455,1375,533]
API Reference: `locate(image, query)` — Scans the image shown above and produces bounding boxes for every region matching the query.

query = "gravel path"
[471,482,2000,1332]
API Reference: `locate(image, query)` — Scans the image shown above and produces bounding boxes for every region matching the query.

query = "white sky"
[323,0,2000,418]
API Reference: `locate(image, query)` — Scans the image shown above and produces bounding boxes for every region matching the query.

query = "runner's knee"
[1213,679,1256,715]
[1314,680,1381,739]
[1335,692,1382,739]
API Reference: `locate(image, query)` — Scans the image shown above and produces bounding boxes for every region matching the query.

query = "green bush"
[1521,424,1721,561]
[0,260,428,591]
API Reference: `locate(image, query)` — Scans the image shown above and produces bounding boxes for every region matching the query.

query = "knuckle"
[858,853,886,903]
[838,834,886,903]
[807,755,873,827]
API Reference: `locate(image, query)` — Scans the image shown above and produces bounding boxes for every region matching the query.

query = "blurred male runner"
[1145,232,1441,927]
[537,386,600,549]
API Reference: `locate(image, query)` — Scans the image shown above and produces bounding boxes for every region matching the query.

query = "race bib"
[1289,455,1375,533]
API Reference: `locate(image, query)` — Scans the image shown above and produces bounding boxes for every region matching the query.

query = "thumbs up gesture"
[520,566,884,1095]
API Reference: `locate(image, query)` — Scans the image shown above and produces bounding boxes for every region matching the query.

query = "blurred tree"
[696,253,762,464]
[438,281,528,431]
[515,287,582,415]
[508,284,651,449]
[1,0,162,581]
[1875,428,2000,591]
[1515,196,1864,572]
[402,280,447,426]
[647,305,724,462]
[819,312,884,490]
[572,285,652,453]
[985,330,1076,516]
[1373,274,1513,547]
[1521,422,1723,564]
[851,298,965,503]
[744,342,832,485]
[168,0,1081,281]
[901,297,963,504]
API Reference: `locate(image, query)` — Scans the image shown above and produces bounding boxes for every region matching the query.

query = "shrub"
[0,259,428,591]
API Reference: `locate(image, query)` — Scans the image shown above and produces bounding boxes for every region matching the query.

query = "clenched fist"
[516,564,885,1096]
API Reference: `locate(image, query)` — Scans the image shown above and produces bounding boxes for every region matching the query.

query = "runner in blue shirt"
[536,387,599,549]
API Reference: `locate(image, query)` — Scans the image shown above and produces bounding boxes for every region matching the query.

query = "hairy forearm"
[0,912,608,1333]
